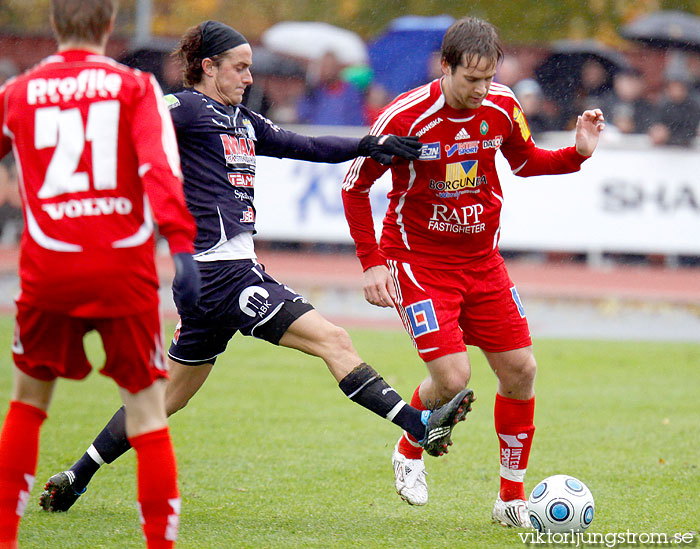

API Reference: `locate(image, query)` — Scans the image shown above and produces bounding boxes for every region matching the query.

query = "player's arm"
[129,76,195,254]
[501,107,604,177]
[129,77,200,309]
[341,155,396,308]
[251,112,421,165]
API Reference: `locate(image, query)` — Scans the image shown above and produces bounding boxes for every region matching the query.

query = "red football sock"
[494,393,535,501]
[398,385,426,460]
[0,401,47,548]
[129,427,179,549]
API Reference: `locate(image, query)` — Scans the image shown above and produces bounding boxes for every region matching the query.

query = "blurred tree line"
[0,0,698,44]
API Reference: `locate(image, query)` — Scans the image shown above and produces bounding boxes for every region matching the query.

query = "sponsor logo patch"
[499,433,528,470]
[220,135,256,166]
[513,106,531,141]
[240,206,255,223]
[239,285,271,317]
[416,117,443,137]
[445,141,479,157]
[41,197,132,220]
[419,142,441,160]
[427,203,486,233]
[483,135,503,149]
[228,173,254,188]
[445,160,484,188]
[27,69,122,104]
[164,94,180,109]
[429,160,486,197]
[406,299,439,337]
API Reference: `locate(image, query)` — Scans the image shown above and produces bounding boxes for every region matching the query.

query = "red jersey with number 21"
[343,78,588,271]
[0,50,195,317]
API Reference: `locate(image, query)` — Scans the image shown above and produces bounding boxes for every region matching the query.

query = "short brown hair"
[441,17,504,73]
[51,0,115,45]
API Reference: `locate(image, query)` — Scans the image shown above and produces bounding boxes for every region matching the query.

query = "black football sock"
[339,363,428,441]
[71,406,132,492]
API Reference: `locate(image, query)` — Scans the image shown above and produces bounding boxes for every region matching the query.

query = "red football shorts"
[12,304,168,394]
[387,259,531,362]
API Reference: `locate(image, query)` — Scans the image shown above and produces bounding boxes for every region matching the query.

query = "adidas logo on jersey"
[454,128,471,140]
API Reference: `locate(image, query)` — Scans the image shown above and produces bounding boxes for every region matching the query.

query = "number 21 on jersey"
[34,100,119,199]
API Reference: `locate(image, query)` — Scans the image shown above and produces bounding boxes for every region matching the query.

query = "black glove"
[172,252,201,311]
[358,134,422,165]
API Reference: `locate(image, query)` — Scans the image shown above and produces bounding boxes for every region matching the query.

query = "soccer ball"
[528,475,594,533]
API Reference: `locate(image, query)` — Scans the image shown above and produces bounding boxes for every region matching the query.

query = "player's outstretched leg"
[492,494,532,528]
[39,471,85,512]
[419,388,475,457]
[39,406,130,512]
[282,312,468,450]
[39,361,211,513]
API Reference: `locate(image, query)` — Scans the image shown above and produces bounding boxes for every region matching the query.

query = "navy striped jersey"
[166,89,362,254]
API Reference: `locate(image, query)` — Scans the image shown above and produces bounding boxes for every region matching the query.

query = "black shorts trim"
[254,299,314,345]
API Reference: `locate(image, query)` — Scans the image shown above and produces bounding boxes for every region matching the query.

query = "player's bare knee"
[518,354,537,384]
[433,373,470,405]
[318,323,355,359]
[504,353,537,388]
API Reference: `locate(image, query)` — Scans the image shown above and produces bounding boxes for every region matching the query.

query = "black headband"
[200,20,248,58]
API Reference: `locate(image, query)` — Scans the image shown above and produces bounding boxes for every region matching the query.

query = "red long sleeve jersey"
[342,79,588,270]
[0,50,195,317]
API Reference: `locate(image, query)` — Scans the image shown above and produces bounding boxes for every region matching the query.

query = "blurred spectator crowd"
[239,45,700,149]
[1,12,700,258]
[237,38,700,151]
[4,33,700,137]
[238,45,700,146]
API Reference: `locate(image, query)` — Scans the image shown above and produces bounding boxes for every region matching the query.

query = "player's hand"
[172,252,202,311]
[575,108,605,157]
[363,264,396,308]
[358,134,422,165]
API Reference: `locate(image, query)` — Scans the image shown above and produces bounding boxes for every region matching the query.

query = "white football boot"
[492,494,532,528]
[392,442,428,506]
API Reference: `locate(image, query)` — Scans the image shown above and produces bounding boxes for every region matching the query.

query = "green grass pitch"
[0,315,698,548]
